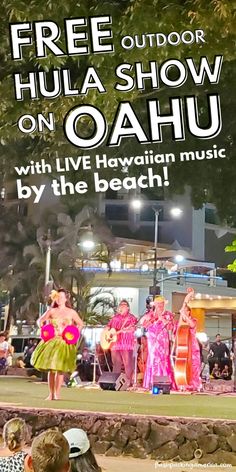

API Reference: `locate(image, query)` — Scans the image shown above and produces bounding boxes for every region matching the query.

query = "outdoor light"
[135,327,143,338]
[81,239,95,250]
[0,187,5,199]
[130,198,142,210]
[170,207,183,217]
[110,259,121,270]
[141,263,149,272]
[175,254,184,263]
[196,332,208,343]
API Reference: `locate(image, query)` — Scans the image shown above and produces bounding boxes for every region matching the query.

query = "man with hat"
[106,299,138,387]
[140,295,176,390]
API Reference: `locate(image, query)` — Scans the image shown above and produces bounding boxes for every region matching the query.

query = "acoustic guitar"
[100,325,135,350]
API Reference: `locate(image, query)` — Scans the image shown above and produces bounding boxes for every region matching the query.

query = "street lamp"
[80,227,95,251]
[153,207,161,295]
[45,229,52,287]
[129,198,183,294]
[175,254,185,263]
[130,198,142,211]
[170,207,183,217]
[81,239,95,250]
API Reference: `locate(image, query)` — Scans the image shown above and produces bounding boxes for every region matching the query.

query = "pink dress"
[189,321,202,391]
[143,311,176,390]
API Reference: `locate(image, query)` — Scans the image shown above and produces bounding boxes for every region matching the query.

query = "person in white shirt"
[0,332,9,371]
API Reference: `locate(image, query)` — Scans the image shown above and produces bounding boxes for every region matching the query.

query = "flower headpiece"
[50,290,59,302]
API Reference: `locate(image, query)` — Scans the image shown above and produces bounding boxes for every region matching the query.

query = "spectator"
[0,332,9,372]
[209,334,230,373]
[0,417,30,470]
[0,426,70,472]
[30,430,70,472]
[211,362,221,379]
[23,339,38,368]
[63,428,101,472]
[221,364,231,380]
[7,343,14,367]
[200,341,210,377]
[77,348,94,381]
[16,356,26,369]
[231,338,236,378]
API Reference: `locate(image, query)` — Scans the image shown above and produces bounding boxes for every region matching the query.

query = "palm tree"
[225,239,236,272]
[0,205,43,328]
[0,203,120,328]
[23,207,120,325]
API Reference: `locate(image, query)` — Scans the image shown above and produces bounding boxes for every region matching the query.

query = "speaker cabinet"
[98,372,129,391]
[152,375,171,394]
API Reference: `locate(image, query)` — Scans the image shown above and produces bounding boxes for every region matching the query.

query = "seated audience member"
[1,417,29,455]
[0,417,29,470]
[63,428,101,472]
[30,430,70,472]
[16,356,26,369]
[23,339,38,368]
[77,348,94,381]
[211,362,221,379]
[5,335,14,367]
[7,345,14,367]
[0,332,9,371]
[221,364,231,380]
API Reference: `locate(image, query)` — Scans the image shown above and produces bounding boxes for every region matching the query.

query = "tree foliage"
[0,1,236,222]
[0,204,119,325]
[225,239,236,272]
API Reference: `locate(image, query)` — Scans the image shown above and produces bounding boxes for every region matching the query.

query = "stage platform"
[0,377,235,419]
[1,378,236,466]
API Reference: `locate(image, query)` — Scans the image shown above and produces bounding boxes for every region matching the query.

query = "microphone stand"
[132,337,139,390]
[84,327,102,390]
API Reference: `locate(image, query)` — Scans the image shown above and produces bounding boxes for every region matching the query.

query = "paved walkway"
[98,455,236,472]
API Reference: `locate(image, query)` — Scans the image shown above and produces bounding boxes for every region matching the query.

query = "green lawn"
[0,377,235,420]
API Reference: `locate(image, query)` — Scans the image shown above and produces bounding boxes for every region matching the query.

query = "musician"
[175,292,202,391]
[140,296,176,390]
[106,299,138,386]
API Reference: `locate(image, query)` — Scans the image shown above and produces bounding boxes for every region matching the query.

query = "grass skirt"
[31,336,77,373]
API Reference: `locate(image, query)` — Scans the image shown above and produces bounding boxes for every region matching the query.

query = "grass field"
[0,377,235,420]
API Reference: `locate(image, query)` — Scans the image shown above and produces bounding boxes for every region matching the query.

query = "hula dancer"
[32,288,83,400]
